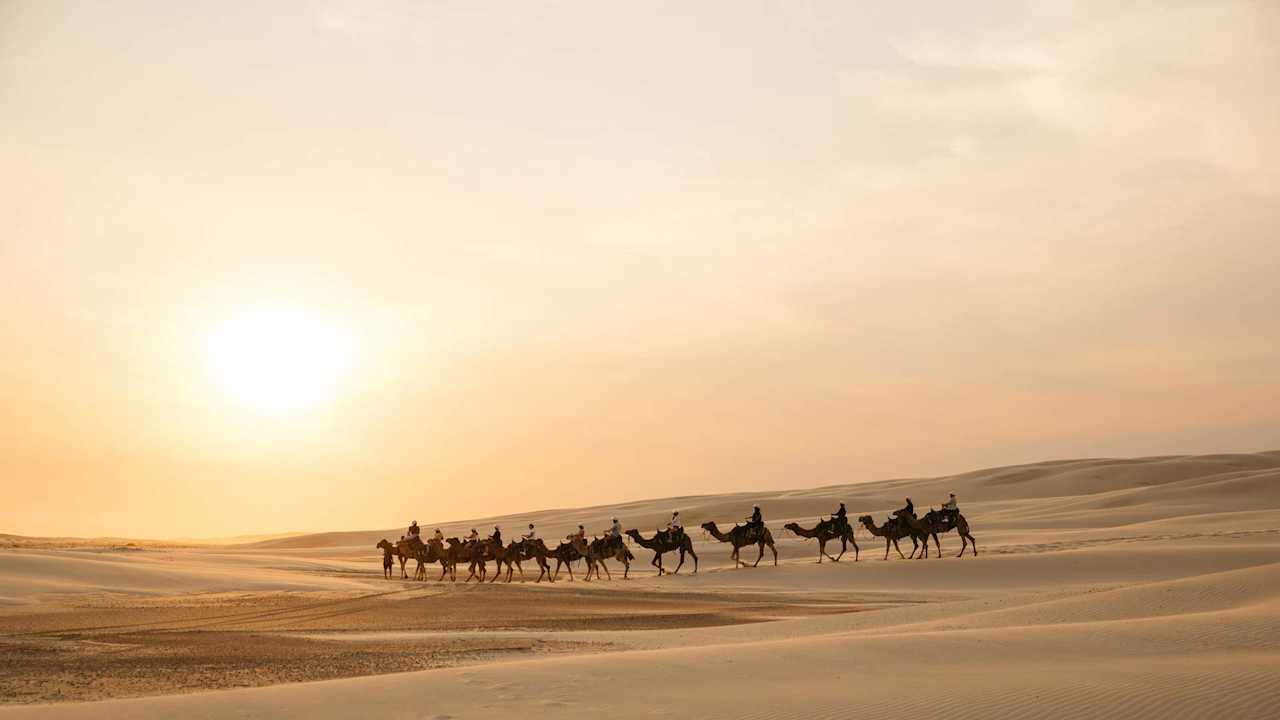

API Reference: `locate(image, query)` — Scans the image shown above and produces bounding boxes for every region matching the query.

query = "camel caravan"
[376,494,976,583]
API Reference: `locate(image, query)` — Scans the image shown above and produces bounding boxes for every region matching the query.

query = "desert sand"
[2,451,1279,718]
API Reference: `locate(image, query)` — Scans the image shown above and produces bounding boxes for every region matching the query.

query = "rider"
[432,528,445,543]
[896,497,915,520]
[465,527,480,545]
[490,525,503,546]
[573,524,586,542]
[941,492,959,523]
[407,520,420,538]
[668,511,683,541]
[607,517,622,547]
[745,505,763,537]
[829,502,848,531]
[523,523,538,542]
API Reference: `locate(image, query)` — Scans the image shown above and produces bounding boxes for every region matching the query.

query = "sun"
[205,304,355,416]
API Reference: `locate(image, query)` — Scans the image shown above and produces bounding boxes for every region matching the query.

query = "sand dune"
[2,451,1279,718]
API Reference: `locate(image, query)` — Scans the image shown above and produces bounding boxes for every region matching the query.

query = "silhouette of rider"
[829,503,848,531]
[745,505,763,538]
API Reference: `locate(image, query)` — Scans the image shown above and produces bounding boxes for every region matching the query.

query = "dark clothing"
[829,506,848,532]
[490,530,502,545]
[898,500,915,518]
[408,525,420,537]
[748,509,762,525]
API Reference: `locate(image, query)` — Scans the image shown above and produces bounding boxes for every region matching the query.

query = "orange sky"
[2,1,1278,538]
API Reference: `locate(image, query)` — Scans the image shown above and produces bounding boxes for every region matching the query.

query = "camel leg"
[830,538,845,563]
[770,542,778,566]
[671,550,684,575]
[891,537,906,560]
[600,560,612,581]
[932,532,941,558]
[689,548,698,573]
[652,552,664,576]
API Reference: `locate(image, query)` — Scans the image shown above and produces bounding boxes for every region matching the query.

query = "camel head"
[376,539,392,551]
[783,522,801,533]
[624,528,641,539]
[700,521,717,532]
[857,515,875,527]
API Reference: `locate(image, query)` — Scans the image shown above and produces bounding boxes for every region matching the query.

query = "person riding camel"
[892,497,915,527]
[745,505,764,539]
[433,528,445,544]
[407,520,420,538]
[490,525,502,546]
[465,528,479,545]
[572,524,586,542]
[829,502,848,532]
[523,523,537,542]
[668,511,683,541]
[941,492,959,524]
[606,517,622,548]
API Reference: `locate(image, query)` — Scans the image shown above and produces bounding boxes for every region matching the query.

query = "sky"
[2,0,1278,538]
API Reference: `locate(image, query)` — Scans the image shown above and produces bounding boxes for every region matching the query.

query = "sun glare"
[205,305,355,416]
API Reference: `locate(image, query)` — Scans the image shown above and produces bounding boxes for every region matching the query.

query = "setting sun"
[204,305,355,417]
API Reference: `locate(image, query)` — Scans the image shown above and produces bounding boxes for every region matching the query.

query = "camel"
[917,509,978,558]
[512,538,556,582]
[783,518,858,563]
[572,535,632,580]
[396,536,452,580]
[389,537,414,578]
[625,528,698,575]
[857,515,926,560]
[893,511,941,559]
[395,537,428,579]
[376,539,396,579]
[550,539,586,581]
[463,539,501,583]
[700,521,777,568]
[435,537,490,582]
[489,539,554,583]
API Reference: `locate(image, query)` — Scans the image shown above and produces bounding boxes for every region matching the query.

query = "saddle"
[736,523,764,544]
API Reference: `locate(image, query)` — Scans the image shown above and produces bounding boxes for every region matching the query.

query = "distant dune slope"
[245,451,1280,550]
